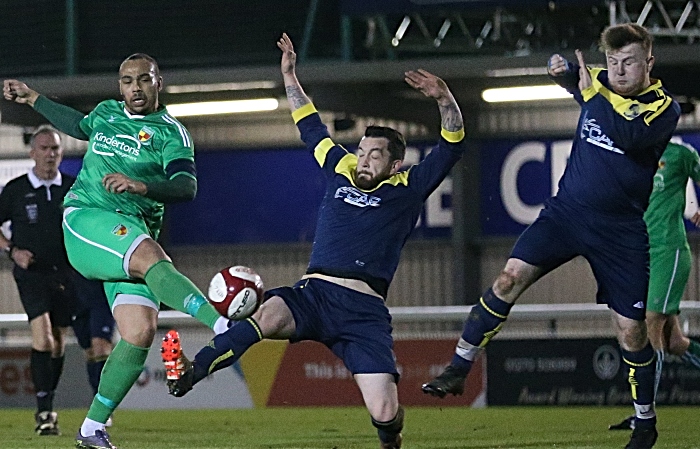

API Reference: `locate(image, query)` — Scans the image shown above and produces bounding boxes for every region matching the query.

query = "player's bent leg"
[424,259,539,398]
[163,296,295,397]
[356,373,403,449]
[139,254,222,331]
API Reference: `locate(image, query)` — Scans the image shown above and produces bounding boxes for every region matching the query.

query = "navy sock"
[30,350,54,412]
[87,358,107,396]
[192,318,263,384]
[621,344,656,429]
[452,288,513,375]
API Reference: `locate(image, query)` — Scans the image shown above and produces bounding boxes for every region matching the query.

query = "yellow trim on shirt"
[441,128,465,143]
[334,154,410,190]
[582,68,672,124]
[314,138,335,167]
[291,103,318,124]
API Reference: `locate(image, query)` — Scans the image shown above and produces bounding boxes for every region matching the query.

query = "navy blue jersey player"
[163,33,466,449]
[423,23,679,449]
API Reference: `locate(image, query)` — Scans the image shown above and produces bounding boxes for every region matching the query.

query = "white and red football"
[207,266,265,320]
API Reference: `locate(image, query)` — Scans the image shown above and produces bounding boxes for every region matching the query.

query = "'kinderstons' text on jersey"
[293,103,466,298]
[63,100,195,238]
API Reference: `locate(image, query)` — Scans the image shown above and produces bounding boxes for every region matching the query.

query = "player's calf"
[372,406,404,449]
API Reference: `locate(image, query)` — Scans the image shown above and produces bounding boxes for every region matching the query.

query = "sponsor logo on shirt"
[580,113,624,155]
[334,186,381,208]
[92,132,141,159]
[112,224,129,238]
[138,126,155,145]
[623,103,641,120]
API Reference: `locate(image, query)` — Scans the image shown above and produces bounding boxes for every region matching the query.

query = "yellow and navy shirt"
[551,63,680,217]
[293,103,465,298]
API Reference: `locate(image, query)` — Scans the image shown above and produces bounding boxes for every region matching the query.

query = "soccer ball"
[207,266,265,320]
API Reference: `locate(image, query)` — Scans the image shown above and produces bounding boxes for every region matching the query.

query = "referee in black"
[0,126,114,436]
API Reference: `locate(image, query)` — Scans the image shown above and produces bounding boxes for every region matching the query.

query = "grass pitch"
[1,406,699,449]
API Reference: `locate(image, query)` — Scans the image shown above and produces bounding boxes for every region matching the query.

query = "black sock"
[30,350,54,412]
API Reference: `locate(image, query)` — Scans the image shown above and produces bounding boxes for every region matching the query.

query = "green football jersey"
[645,141,700,249]
[64,99,194,237]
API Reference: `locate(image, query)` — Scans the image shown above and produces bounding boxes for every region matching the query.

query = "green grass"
[1,406,699,448]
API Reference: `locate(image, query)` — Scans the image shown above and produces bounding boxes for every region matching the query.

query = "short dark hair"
[364,126,406,162]
[600,23,652,54]
[121,53,160,75]
[30,125,60,148]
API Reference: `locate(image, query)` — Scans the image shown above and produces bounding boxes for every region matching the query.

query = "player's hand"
[102,173,147,196]
[3,80,39,106]
[277,33,296,75]
[575,49,592,91]
[405,69,453,106]
[10,247,35,269]
[691,211,700,228]
[547,54,569,76]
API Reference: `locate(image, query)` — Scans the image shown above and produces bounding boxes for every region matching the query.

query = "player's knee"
[494,269,520,296]
[120,321,157,347]
[128,239,171,279]
[371,405,404,437]
[254,296,295,337]
[617,323,648,352]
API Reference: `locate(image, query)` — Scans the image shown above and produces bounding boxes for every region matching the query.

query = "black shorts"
[13,266,76,326]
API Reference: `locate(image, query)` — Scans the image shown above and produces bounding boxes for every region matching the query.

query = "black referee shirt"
[0,170,76,271]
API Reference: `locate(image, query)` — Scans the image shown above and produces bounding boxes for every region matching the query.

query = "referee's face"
[30,132,63,178]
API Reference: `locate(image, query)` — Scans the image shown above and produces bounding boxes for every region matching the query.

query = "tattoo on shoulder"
[285,86,310,110]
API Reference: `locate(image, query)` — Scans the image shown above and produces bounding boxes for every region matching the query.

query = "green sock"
[144,259,221,329]
[86,340,148,423]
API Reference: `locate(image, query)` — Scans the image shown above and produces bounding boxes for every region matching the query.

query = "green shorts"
[647,246,691,315]
[62,207,159,310]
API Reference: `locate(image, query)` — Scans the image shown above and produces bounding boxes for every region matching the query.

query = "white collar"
[124,105,145,119]
[28,169,62,189]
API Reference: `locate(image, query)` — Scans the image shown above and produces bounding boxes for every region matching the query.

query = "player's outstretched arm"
[4,79,88,140]
[404,69,463,133]
[277,33,311,113]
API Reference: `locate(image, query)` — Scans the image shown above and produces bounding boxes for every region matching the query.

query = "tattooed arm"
[277,33,310,112]
[404,69,464,133]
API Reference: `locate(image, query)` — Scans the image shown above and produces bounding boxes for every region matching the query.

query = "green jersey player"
[610,140,700,431]
[4,54,230,449]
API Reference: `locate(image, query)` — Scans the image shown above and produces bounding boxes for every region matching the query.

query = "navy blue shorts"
[266,278,398,380]
[511,201,649,321]
[69,271,115,350]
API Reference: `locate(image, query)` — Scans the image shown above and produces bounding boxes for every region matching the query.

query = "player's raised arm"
[3,79,88,140]
[3,79,40,106]
[277,33,311,113]
[404,69,463,133]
